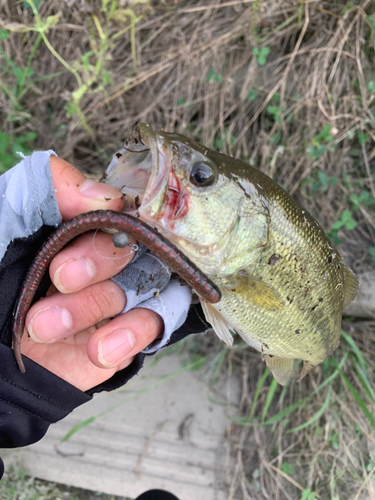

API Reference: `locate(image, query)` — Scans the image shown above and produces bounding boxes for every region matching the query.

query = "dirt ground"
[1,1,375,499]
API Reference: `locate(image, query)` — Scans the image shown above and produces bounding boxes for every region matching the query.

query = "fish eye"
[189,161,216,187]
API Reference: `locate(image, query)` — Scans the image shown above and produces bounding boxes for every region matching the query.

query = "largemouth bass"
[104,124,359,384]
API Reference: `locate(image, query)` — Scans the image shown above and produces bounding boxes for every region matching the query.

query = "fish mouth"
[104,123,187,226]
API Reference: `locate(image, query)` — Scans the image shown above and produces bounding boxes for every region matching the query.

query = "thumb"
[49,156,124,220]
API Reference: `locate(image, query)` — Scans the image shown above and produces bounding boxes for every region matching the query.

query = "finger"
[87,308,164,369]
[20,325,122,392]
[26,280,126,343]
[49,230,136,293]
[49,156,124,220]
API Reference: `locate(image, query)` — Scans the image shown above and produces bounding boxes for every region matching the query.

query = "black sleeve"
[0,226,210,478]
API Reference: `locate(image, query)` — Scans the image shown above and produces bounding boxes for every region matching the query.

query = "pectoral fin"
[223,274,284,313]
[201,300,234,346]
[264,355,294,385]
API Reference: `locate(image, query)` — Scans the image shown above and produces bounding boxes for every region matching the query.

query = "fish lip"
[136,124,170,219]
[106,123,187,224]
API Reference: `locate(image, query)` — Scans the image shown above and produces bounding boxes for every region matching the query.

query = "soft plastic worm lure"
[12,210,222,373]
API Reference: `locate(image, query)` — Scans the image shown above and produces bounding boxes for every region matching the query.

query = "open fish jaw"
[104,124,168,217]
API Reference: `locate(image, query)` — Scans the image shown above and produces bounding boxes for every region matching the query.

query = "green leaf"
[301,489,316,500]
[358,131,370,145]
[11,141,29,157]
[349,193,361,210]
[12,67,23,82]
[266,105,282,123]
[281,462,295,475]
[368,81,375,93]
[252,46,270,66]
[327,229,342,245]
[331,220,343,230]
[369,246,375,263]
[24,131,37,142]
[0,155,16,172]
[307,144,326,160]
[0,29,9,40]
[258,54,267,65]
[22,0,42,9]
[329,176,338,186]
[267,106,279,115]
[247,88,258,101]
[348,191,375,211]
[341,209,352,222]
[214,138,224,149]
[207,67,222,83]
[64,100,78,117]
[317,171,328,191]
[0,132,10,154]
[344,219,356,230]
[320,124,332,139]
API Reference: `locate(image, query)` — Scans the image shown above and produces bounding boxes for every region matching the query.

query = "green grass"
[0,131,37,171]
[0,465,120,500]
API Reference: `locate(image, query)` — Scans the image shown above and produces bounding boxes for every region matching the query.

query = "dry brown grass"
[1,1,375,498]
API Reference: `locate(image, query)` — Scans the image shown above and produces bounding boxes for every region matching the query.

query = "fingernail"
[28,306,73,343]
[80,179,123,201]
[54,256,96,293]
[98,329,135,368]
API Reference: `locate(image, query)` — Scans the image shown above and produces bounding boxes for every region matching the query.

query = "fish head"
[104,123,258,273]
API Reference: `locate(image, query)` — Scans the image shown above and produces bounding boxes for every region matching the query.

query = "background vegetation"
[0,0,375,498]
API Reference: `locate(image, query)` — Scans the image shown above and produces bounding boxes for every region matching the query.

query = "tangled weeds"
[1,1,375,498]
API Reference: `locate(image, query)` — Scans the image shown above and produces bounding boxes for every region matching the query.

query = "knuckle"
[79,283,124,325]
[136,309,163,341]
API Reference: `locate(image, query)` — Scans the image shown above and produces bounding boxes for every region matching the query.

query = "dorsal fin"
[342,265,359,311]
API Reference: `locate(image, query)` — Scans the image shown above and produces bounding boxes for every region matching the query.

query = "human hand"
[20,156,163,392]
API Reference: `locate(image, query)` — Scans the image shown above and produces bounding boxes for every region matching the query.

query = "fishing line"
[92,228,135,268]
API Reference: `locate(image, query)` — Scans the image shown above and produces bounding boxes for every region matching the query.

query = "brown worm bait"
[12,210,222,373]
